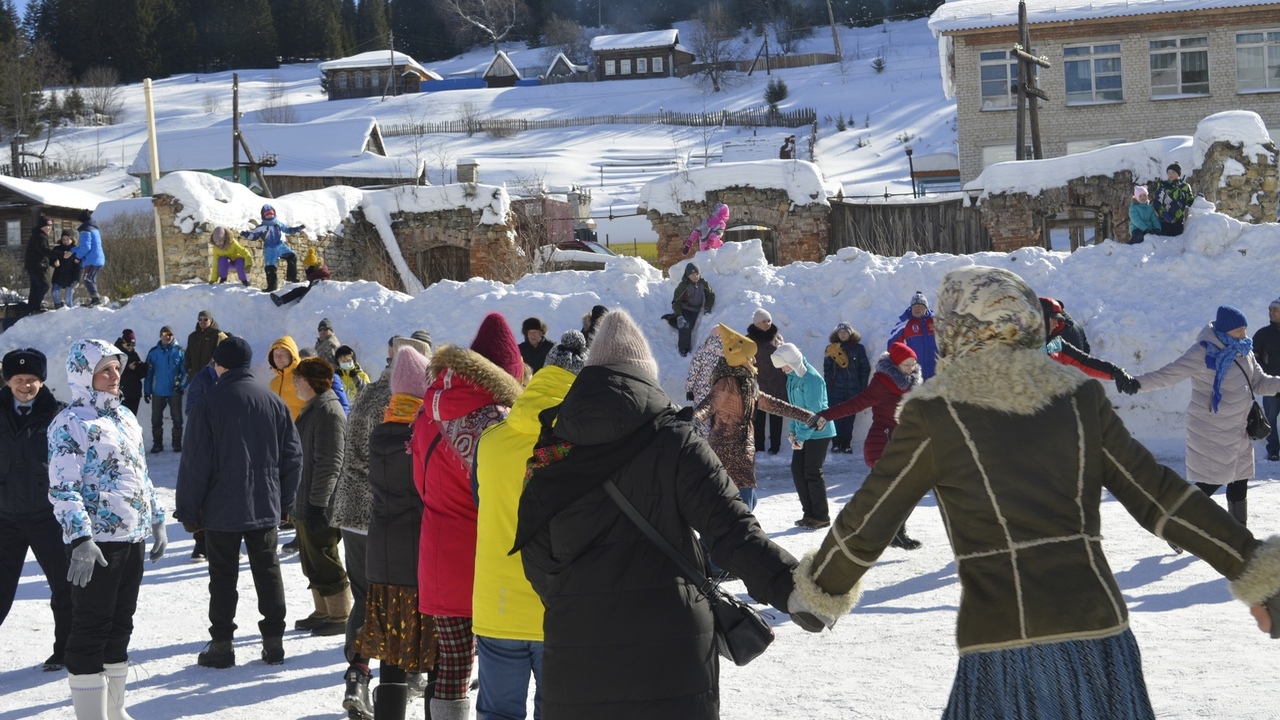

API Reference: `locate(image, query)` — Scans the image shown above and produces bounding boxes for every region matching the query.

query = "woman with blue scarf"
[1130,306,1280,532]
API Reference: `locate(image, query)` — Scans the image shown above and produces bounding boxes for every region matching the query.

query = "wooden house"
[545,52,590,83]
[0,176,105,253]
[318,51,442,100]
[590,29,695,81]
[484,51,522,88]
[128,117,426,196]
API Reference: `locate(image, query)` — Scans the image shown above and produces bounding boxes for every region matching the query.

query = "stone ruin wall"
[649,186,830,269]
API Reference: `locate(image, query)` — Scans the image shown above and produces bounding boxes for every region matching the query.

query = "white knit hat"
[753,308,772,325]
[584,310,659,380]
[770,342,805,375]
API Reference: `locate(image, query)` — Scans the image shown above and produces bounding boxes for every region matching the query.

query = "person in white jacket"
[48,338,167,720]
[1129,306,1280,533]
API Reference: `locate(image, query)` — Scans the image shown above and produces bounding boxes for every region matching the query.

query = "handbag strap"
[602,479,722,605]
[1234,358,1257,395]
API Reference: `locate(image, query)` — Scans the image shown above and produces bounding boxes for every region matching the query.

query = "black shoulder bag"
[601,479,775,666]
[1235,359,1272,441]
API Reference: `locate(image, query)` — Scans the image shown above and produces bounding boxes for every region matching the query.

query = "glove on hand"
[181,519,201,534]
[240,230,250,238]
[144,394,152,404]
[805,413,828,431]
[1255,594,1280,639]
[1114,374,1140,395]
[686,391,695,402]
[704,308,712,315]
[305,505,329,534]
[676,316,688,330]
[150,521,167,563]
[786,588,837,632]
[67,540,108,587]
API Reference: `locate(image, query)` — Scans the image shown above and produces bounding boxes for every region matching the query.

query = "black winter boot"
[283,252,298,283]
[197,640,235,669]
[261,636,284,665]
[342,665,374,720]
[889,525,922,550]
[372,682,408,720]
[265,266,279,292]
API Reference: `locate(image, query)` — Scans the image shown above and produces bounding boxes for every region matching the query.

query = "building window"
[1149,36,1209,97]
[981,144,1034,167]
[4,220,19,246]
[371,70,380,88]
[605,59,616,76]
[653,56,664,73]
[637,57,648,74]
[354,72,366,88]
[979,50,1023,110]
[1237,31,1280,92]
[1064,43,1122,104]
[620,59,631,75]
[337,72,348,89]
[1065,138,1127,155]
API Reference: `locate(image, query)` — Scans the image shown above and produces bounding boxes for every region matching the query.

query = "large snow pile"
[1192,109,1276,170]
[8,203,1280,444]
[639,160,839,216]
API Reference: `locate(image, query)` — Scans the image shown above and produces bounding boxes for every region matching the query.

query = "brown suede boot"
[295,588,327,631]
[311,588,352,637]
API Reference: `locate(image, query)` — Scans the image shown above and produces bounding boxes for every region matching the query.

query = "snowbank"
[638,160,838,216]
[0,175,107,211]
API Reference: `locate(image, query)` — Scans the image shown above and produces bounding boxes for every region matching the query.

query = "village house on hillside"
[484,51,522,88]
[128,117,425,196]
[0,176,105,250]
[590,29,695,81]
[930,0,1280,183]
[318,50,443,100]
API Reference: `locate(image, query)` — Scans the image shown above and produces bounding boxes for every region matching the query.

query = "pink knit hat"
[1133,185,1149,201]
[390,346,431,397]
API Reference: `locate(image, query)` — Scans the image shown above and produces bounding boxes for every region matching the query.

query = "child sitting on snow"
[271,247,330,307]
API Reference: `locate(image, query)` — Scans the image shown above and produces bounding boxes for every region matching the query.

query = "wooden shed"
[545,52,589,83]
[590,29,695,81]
[318,51,442,100]
[484,51,522,89]
[0,176,105,253]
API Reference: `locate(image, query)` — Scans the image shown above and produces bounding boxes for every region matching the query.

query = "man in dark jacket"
[115,329,147,416]
[518,316,555,372]
[24,216,53,314]
[747,308,787,453]
[671,263,715,357]
[1253,298,1280,461]
[175,337,303,669]
[185,310,225,385]
[144,326,186,453]
[0,349,71,671]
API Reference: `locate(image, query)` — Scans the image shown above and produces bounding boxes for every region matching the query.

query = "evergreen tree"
[0,0,19,44]
[236,0,281,67]
[340,0,357,53]
[392,0,458,61]
[357,0,390,50]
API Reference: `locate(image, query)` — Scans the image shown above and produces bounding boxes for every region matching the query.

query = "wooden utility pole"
[747,37,771,76]
[383,31,395,100]
[825,0,843,59]
[1012,1,1049,160]
[232,73,240,183]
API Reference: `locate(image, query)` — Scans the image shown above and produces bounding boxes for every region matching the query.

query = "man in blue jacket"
[887,291,938,381]
[73,209,105,307]
[175,337,303,668]
[144,326,186,453]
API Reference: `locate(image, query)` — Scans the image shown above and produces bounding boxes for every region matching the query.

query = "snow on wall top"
[128,118,423,180]
[154,171,366,236]
[929,0,1280,34]
[967,111,1274,198]
[0,175,106,211]
[361,183,511,226]
[590,29,680,52]
[638,160,839,216]
[317,51,441,80]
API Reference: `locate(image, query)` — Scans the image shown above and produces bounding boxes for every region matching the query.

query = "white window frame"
[981,144,1034,167]
[1149,36,1210,98]
[1236,30,1280,93]
[620,58,631,75]
[979,50,1023,110]
[604,59,616,76]
[637,57,648,74]
[653,56,664,73]
[337,72,348,89]
[354,72,366,88]
[370,69,380,89]
[1065,138,1127,155]
[4,220,19,246]
[1063,43,1123,104]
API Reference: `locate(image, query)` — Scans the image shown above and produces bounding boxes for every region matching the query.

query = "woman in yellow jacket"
[268,336,305,419]
[472,331,588,720]
[209,226,254,285]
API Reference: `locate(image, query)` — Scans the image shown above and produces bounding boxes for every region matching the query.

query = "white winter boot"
[429,697,471,720]
[103,661,135,720]
[67,671,108,720]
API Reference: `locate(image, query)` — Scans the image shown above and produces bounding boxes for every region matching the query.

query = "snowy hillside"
[5,213,1280,718]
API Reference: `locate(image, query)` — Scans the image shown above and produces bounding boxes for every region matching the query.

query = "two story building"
[930,0,1280,184]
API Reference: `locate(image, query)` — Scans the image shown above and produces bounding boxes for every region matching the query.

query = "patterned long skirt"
[942,629,1154,720]
[355,583,438,673]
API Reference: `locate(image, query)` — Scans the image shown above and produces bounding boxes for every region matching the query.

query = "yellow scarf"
[383,393,423,424]
[825,343,849,369]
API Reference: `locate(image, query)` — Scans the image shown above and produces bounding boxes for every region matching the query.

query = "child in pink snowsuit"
[683,203,730,255]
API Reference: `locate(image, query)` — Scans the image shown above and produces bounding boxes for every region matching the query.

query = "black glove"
[240,230,250,238]
[304,505,329,534]
[144,393,152,403]
[181,519,201,534]
[686,390,695,402]
[1115,374,1140,395]
[1265,594,1280,640]
[297,223,306,230]
[704,307,712,315]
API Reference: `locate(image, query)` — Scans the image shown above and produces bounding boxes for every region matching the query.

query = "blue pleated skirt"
[942,629,1155,720]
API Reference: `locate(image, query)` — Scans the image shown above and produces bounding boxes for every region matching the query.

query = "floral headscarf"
[934,266,1045,369]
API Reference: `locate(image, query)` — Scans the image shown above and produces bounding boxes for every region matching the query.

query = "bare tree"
[80,66,124,124]
[256,76,298,124]
[540,14,588,64]
[689,2,744,93]
[456,100,481,137]
[0,39,67,139]
[434,0,529,56]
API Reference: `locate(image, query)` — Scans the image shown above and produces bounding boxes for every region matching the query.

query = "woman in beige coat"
[1130,305,1280,527]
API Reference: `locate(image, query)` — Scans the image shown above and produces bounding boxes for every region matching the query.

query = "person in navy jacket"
[887,291,938,380]
[144,326,187,453]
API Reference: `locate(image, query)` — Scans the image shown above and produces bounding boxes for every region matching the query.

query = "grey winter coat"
[329,368,391,531]
[295,389,347,516]
[1133,324,1280,484]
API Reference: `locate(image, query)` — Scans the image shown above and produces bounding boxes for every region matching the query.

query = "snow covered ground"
[4,202,1280,717]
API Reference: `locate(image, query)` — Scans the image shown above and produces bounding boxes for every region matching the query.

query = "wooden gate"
[829,197,991,256]
[417,245,470,286]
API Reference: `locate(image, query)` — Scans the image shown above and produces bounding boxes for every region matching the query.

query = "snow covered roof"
[317,50,442,80]
[128,118,423,180]
[638,160,840,216]
[929,0,1280,34]
[912,152,960,173]
[0,175,106,210]
[591,29,680,53]
[484,51,521,79]
[547,52,588,75]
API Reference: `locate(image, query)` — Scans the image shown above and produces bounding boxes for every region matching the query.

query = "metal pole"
[144,78,166,287]
[906,146,917,198]
[232,73,240,184]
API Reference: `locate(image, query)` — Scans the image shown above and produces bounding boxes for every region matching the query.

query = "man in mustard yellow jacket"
[473,330,587,720]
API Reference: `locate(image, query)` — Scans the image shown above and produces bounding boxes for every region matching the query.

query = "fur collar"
[906,345,1087,415]
[746,323,779,345]
[874,353,923,392]
[428,344,523,406]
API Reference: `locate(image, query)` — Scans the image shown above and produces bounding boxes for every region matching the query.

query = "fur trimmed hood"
[906,345,1087,416]
[874,352,923,393]
[427,344,524,412]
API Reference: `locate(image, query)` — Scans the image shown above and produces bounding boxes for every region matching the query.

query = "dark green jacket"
[672,278,715,314]
[794,346,1280,654]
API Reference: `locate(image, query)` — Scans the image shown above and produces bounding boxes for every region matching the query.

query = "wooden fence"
[828,196,992,256]
[382,106,818,137]
[0,161,65,180]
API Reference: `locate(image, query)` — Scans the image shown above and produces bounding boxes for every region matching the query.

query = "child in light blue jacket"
[772,342,835,529]
[1129,185,1162,244]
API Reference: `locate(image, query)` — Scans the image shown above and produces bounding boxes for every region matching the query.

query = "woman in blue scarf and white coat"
[1129,306,1280,529]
